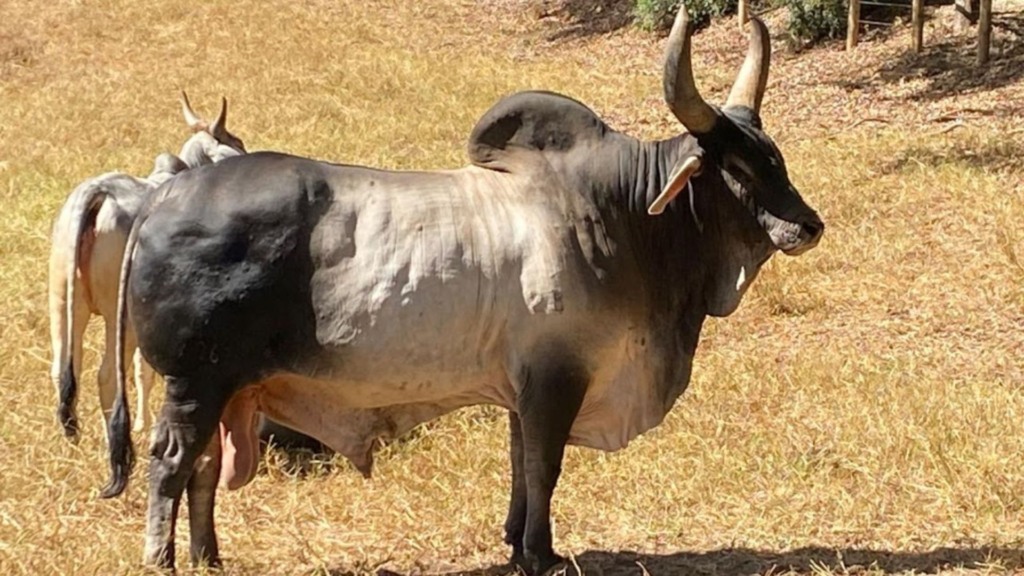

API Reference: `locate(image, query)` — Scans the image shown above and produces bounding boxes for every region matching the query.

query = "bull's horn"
[210,96,228,139]
[180,90,206,132]
[725,16,771,113]
[663,2,717,134]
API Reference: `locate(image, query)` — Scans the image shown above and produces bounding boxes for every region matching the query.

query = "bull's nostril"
[802,221,823,240]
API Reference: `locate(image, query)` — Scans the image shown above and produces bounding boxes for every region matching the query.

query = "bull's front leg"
[510,353,587,575]
[144,376,227,569]
[503,411,528,565]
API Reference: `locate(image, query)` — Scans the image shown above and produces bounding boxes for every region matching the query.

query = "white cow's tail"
[58,185,111,438]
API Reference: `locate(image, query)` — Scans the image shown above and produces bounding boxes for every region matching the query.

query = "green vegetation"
[781,0,847,41]
[634,0,739,30]
[633,0,847,43]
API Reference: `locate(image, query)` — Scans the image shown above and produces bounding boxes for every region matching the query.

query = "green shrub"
[634,0,739,31]
[783,0,847,42]
[634,0,850,46]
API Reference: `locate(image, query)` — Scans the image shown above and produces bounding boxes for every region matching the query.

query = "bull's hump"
[467,90,612,170]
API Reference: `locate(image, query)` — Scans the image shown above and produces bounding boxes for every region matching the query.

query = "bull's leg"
[513,358,587,575]
[133,348,156,434]
[503,411,528,566]
[187,433,223,567]
[144,376,228,570]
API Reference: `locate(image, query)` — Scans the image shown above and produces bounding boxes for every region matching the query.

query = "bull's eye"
[722,170,760,221]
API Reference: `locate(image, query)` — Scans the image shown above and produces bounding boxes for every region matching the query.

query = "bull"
[102,5,823,575]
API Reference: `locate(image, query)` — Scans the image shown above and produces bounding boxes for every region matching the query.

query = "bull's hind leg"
[510,353,587,575]
[187,433,223,567]
[144,375,230,570]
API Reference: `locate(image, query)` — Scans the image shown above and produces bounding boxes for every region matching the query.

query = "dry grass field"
[1,0,1023,574]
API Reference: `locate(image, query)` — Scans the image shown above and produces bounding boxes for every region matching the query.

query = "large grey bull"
[101,5,823,575]
[47,93,245,440]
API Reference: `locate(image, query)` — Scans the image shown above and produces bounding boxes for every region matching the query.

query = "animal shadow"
[324,545,1024,575]
[529,0,636,41]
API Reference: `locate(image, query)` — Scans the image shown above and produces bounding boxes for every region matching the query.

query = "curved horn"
[726,16,771,113]
[180,90,206,132]
[210,96,228,138]
[663,2,717,134]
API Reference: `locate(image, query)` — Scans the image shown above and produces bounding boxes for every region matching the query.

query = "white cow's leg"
[187,433,222,567]
[512,351,587,576]
[97,319,118,434]
[133,348,155,434]
[144,376,229,570]
[48,280,71,436]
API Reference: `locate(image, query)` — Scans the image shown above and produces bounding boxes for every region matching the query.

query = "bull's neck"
[595,131,708,406]
[594,132,705,265]
[624,134,691,214]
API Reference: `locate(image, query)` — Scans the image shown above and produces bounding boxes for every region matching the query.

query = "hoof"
[143,543,176,571]
[58,411,79,441]
[191,554,222,569]
[525,551,566,576]
[508,548,528,573]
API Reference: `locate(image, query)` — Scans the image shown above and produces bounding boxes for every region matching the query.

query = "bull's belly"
[214,320,684,494]
[272,361,515,411]
[216,366,516,491]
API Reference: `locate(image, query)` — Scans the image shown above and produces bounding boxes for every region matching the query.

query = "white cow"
[47,93,247,440]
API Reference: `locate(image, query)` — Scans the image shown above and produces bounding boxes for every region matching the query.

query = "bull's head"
[179,91,247,166]
[649,3,824,315]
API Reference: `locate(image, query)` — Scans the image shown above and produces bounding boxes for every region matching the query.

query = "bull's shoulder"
[467,91,613,171]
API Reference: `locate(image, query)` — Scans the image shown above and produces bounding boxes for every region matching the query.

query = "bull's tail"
[58,185,110,438]
[100,179,179,498]
[99,195,145,499]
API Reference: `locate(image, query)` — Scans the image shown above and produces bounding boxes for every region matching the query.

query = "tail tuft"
[99,392,134,499]
[57,361,79,440]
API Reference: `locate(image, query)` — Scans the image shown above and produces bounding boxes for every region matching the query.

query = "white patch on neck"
[735,265,747,291]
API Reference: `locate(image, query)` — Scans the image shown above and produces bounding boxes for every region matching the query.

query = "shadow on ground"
[838,12,1024,101]
[324,545,1024,575]
[878,137,1024,174]
[532,0,636,41]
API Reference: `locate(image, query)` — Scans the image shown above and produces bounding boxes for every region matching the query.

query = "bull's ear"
[648,155,702,215]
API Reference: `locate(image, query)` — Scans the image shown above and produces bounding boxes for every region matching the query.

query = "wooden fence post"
[912,0,924,52]
[978,0,992,64]
[847,0,860,50]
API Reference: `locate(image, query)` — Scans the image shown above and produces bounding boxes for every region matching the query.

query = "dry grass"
[1,0,1023,574]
